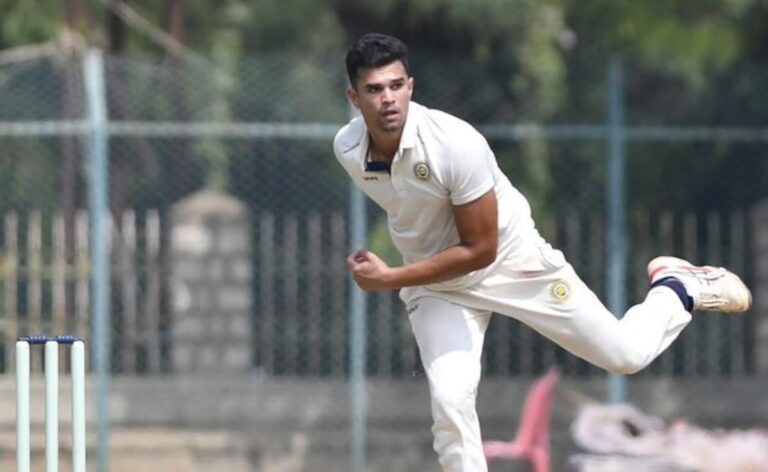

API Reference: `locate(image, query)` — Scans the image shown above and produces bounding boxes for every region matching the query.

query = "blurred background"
[0,0,767,471]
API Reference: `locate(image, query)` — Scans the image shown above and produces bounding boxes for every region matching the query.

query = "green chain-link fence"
[0,44,766,470]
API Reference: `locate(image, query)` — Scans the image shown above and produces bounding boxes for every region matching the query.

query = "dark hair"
[345,33,411,87]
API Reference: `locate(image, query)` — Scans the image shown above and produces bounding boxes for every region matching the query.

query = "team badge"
[413,161,431,181]
[549,280,571,303]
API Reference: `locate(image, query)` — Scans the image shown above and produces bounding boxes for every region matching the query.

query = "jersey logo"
[549,280,571,304]
[413,161,431,181]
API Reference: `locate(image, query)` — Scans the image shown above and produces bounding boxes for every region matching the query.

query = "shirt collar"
[357,101,422,168]
[399,101,421,151]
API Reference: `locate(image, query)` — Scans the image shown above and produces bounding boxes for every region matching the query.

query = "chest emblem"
[413,161,431,181]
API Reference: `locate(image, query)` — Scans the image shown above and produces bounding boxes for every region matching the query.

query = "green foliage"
[564,0,757,107]
[0,0,62,48]
[0,0,766,220]
[0,138,60,215]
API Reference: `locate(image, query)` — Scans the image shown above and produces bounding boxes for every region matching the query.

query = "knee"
[428,383,486,469]
[605,363,643,375]
[601,351,647,375]
[430,386,479,453]
[430,384,478,423]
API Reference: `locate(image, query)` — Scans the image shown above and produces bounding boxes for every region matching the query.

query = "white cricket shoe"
[647,256,752,313]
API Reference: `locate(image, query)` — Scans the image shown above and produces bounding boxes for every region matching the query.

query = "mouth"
[382,109,399,120]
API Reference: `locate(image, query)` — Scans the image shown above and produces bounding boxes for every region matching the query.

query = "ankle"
[650,276,694,312]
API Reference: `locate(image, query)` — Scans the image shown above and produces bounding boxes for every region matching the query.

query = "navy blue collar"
[365,160,391,173]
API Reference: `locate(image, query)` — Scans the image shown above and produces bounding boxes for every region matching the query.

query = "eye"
[391,82,403,90]
[366,85,382,94]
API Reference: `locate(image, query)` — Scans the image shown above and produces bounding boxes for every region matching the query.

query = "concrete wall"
[752,200,768,374]
[1,375,767,471]
[170,190,253,372]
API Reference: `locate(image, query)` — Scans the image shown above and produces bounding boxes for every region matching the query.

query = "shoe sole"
[647,256,752,313]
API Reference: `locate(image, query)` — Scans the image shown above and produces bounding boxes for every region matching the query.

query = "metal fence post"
[83,48,111,471]
[347,105,368,471]
[606,55,628,403]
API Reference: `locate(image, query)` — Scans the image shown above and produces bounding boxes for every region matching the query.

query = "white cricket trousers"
[407,256,692,472]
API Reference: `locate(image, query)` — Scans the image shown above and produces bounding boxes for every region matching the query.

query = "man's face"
[347,60,414,135]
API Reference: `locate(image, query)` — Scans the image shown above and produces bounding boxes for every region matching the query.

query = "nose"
[382,87,395,103]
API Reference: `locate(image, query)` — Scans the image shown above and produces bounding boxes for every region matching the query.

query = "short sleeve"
[445,128,496,205]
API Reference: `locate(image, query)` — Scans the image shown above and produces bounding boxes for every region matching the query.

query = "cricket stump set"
[15,335,86,472]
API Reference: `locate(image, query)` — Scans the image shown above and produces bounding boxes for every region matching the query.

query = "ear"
[346,87,360,109]
[407,76,414,98]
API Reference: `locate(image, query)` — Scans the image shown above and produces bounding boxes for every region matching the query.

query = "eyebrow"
[364,77,407,89]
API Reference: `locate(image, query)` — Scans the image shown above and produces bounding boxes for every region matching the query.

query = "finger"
[347,249,367,267]
[353,249,370,265]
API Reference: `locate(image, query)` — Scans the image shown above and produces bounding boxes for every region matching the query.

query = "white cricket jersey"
[333,101,543,302]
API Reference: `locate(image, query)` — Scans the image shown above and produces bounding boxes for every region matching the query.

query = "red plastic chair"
[482,367,560,472]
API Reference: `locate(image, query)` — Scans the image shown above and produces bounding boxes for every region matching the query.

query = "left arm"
[347,189,498,291]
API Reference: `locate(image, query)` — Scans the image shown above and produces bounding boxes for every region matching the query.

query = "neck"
[369,130,401,163]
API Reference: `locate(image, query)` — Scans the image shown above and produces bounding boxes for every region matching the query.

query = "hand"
[346,248,396,291]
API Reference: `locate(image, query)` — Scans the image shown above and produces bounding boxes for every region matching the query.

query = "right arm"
[347,188,498,291]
